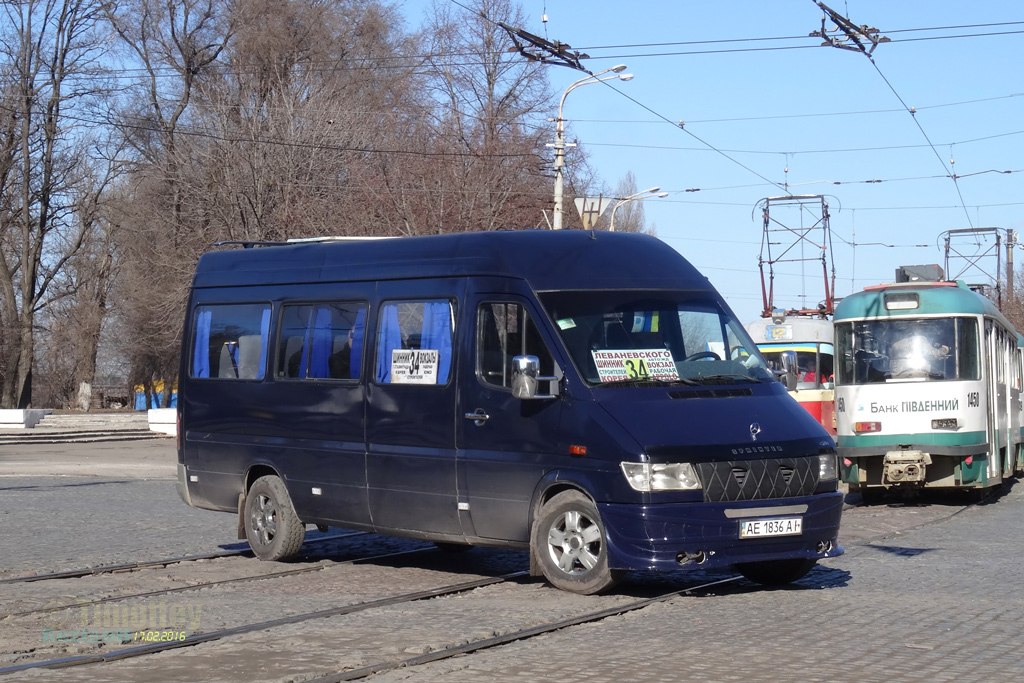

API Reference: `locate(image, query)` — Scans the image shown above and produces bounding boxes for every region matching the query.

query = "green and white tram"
[834,279,1024,497]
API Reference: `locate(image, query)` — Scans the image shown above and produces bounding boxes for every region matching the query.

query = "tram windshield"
[835,317,980,384]
[539,290,775,386]
[758,346,834,389]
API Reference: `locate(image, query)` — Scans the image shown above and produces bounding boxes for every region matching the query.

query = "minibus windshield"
[539,290,775,387]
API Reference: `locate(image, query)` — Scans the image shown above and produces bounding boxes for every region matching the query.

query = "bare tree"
[370,0,552,234]
[1005,267,1024,333]
[0,0,113,408]
[34,132,124,410]
[592,170,656,234]
[194,0,420,241]
[104,0,232,403]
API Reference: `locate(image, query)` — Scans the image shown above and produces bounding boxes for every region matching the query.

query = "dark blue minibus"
[176,230,843,594]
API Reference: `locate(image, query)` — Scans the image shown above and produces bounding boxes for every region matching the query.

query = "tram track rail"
[0,531,366,584]
[301,491,1007,683]
[310,574,744,682]
[0,571,529,676]
[1,545,434,620]
[0,488,1004,680]
[840,480,1010,550]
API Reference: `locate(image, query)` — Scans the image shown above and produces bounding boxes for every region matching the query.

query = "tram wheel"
[244,475,305,561]
[532,490,624,595]
[735,558,817,586]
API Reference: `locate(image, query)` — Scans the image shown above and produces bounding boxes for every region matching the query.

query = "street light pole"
[609,188,669,232]
[551,65,632,230]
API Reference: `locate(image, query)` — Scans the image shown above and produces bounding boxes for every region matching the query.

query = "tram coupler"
[882,450,931,484]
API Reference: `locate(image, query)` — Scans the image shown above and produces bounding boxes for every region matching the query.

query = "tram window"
[796,352,822,388]
[375,300,454,385]
[478,302,555,389]
[276,302,366,380]
[838,318,979,384]
[191,303,271,380]
[997,330,1006,384]
[958,318,980,381]
[760,347,832,388]
[820,348,834,385]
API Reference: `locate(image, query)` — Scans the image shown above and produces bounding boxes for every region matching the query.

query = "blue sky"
[400,1,1024,323]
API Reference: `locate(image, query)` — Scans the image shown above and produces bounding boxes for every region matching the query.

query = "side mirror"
[512,355,559,400]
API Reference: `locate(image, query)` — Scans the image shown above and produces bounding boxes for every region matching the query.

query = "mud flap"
[237,493,246,540]
[528,513,542,577]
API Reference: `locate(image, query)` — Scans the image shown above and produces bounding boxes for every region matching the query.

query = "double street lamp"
[551,65,633,230]
[608,187,669,232]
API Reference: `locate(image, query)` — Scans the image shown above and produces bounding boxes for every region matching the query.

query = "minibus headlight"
[620,462,702,492]
[818,452,838,482]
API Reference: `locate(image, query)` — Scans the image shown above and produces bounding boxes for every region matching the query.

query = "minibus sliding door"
[365,281,464,537]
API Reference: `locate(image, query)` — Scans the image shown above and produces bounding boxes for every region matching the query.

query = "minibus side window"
[191,303,270,380]
[375,300,454,385]
[478,302,554,389]
[276,302,366,380]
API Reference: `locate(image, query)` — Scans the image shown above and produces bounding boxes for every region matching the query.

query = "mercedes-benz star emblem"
[750,422,761,441]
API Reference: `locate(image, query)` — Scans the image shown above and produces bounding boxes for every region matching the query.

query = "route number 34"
[623,358,651,380]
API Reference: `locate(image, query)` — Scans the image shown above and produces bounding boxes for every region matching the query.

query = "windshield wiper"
[591,376,700,388]
[689,374,762,385]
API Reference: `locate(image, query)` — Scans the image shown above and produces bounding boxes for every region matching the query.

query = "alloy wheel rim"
[546,509,602,575]
[251,493,278,546]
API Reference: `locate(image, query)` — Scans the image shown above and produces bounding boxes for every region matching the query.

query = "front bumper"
[599,491,844,572]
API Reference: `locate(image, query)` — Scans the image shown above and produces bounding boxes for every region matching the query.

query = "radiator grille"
[695,456,818,502]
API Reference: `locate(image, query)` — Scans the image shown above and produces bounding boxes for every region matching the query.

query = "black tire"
[736,558,817,586]
[533,490,624,595]
[244,475,305,561]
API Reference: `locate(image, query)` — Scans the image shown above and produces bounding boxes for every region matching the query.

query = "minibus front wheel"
[533,490,624,595]
[244,475,305,562]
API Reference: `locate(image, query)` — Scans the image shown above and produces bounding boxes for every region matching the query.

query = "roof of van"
[191,230,711,292]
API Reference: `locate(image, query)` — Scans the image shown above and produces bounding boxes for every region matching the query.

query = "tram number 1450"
[739,517,803,539]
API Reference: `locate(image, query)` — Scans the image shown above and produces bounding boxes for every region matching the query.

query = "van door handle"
[465,409,490,426]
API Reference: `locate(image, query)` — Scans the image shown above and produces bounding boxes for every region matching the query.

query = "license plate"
[738,516,803,539]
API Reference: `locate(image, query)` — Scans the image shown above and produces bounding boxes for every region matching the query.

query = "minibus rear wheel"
[735,558,816,586]
[244,475,305,562]
[534,490,624,595]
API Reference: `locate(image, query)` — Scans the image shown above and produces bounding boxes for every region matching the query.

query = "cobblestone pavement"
[0,475,237,578]
[0,439,175,481]
[364,485,1024,683]
[1,441,1021,682]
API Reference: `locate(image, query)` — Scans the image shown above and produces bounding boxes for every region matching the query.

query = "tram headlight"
[818,452,838,482]
[621,462,702,492]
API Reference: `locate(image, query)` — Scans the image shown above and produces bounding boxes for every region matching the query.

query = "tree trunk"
[15,317,33,408]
